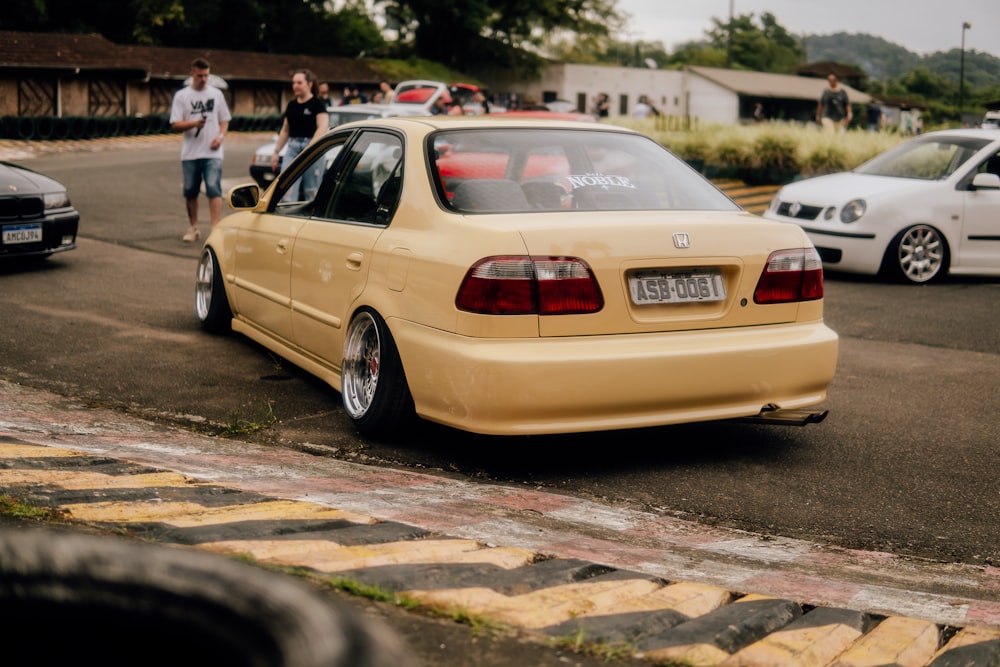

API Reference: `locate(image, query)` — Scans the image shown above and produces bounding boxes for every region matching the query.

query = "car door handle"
[276,239,290,255]
[346,252,364,271]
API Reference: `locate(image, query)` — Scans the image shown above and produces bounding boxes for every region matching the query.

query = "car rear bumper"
[392,319,839,435]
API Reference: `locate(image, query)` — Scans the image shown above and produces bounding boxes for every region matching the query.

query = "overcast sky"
[615,0,1000,58]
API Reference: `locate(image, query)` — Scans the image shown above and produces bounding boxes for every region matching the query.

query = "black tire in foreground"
[0,528,415,667]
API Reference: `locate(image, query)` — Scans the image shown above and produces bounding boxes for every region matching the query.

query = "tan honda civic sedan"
[196,116,838,438]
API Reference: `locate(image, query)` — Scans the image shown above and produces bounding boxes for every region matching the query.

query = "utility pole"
[959,22,971,122]
[726,0,734,69]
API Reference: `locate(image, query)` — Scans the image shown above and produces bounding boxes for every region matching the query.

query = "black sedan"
[0,161,79,261]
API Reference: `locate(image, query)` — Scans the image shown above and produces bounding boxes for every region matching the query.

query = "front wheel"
[883,224,948,284]
[195,247,232,333]
[341,309,414,439]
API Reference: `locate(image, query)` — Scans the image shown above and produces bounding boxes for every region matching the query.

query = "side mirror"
[228,184,260,209]
[971,173,1000,190]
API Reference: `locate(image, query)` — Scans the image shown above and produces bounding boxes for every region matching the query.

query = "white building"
[490,63,875,126]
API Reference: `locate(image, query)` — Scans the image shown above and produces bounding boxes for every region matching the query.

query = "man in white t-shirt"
[631,96,651,119]
[169,58,231,242]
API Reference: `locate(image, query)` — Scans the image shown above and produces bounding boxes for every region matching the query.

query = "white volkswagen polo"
[764,128,1000,283]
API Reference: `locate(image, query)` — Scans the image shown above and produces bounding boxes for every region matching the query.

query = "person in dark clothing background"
[817,74,851,132]
[269,69,328,199]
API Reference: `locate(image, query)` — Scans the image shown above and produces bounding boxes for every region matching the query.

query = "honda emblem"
[673,232,690,249]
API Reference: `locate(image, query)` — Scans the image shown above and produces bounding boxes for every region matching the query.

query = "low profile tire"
[341,309,414,439]
[0,529,414,667]
[195,246,232,333]
[883,224,949,284]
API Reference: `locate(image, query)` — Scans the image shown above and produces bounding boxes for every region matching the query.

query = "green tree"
[380,0,623,69]
[704,12,804,72]
[665,41,728,68]
[0,0,386,57]
[898,67,953,101]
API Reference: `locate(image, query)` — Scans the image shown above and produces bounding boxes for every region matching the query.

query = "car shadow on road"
[381,417,807,479]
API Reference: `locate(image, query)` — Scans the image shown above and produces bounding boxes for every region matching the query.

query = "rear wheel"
[195,247,232,333]
[883,224,948,284]
[341,309,414,438]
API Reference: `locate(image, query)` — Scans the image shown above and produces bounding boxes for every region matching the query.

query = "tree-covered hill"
[804,32,998,90]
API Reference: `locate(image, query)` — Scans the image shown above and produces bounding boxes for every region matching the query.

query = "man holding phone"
[170,58,231,242]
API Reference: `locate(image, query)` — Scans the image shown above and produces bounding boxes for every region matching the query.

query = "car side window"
[980,152,1000,177]
[272,140,347,216]
[321,131,403,225]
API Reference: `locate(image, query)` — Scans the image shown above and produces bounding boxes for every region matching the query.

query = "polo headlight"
[840,199,866,223]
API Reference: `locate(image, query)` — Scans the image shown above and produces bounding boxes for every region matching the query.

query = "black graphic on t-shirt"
[190,99,216,115]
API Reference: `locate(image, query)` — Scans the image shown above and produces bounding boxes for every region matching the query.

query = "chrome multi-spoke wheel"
[341,309,414,438]
[195,248,232,332]
[342,311,381,419]
[891,225,947,284]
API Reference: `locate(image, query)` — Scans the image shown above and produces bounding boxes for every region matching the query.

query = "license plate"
[628,268,726,304]
[2,223,43,245]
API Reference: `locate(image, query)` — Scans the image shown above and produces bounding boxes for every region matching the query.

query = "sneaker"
[182,226,200,242]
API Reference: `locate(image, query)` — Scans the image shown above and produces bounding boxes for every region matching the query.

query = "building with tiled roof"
[0,30,384,136]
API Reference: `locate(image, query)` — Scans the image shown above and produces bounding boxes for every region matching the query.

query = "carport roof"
[686,65,873,104]
[0,31,382,85]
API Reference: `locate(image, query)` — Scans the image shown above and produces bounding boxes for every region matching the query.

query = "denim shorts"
[281,137,311,171]
[182,158,223,199]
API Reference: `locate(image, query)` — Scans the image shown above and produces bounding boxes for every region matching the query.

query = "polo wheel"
[341,309,414,439]
[195,247,232,333]
[884,224,948,284]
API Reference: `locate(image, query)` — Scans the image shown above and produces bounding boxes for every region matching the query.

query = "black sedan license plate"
[628,268,726,304]
[2,223,42,245]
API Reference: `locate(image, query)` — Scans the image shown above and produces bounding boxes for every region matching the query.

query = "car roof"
[490,110,596,122]
[918,127,1000,139]
[332,116,638,133]
[329,103,391,113]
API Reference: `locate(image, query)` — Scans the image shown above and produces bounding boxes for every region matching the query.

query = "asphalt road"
[3,133,999,574]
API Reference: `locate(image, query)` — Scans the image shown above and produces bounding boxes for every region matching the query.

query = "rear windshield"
[430,128,740,213]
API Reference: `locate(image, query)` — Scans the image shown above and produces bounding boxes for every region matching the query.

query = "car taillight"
[456,256,604,315]
[754,248,824,304]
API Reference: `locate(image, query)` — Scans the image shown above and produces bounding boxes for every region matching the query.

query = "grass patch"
[0,494,57,521]
[324,575,417,607]
[219,399,277,437]
[321,574,504,633]
[550,625,640,662]
[324,575,499,630]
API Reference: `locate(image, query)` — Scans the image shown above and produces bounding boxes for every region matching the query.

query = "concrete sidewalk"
[2,378,999,666]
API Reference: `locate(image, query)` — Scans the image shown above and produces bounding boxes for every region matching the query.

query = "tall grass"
[610,117,907,180]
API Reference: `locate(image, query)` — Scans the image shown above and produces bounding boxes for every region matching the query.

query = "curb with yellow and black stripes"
[2,380,999,665]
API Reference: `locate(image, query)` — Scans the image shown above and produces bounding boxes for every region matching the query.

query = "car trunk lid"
[510,211,816,337]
